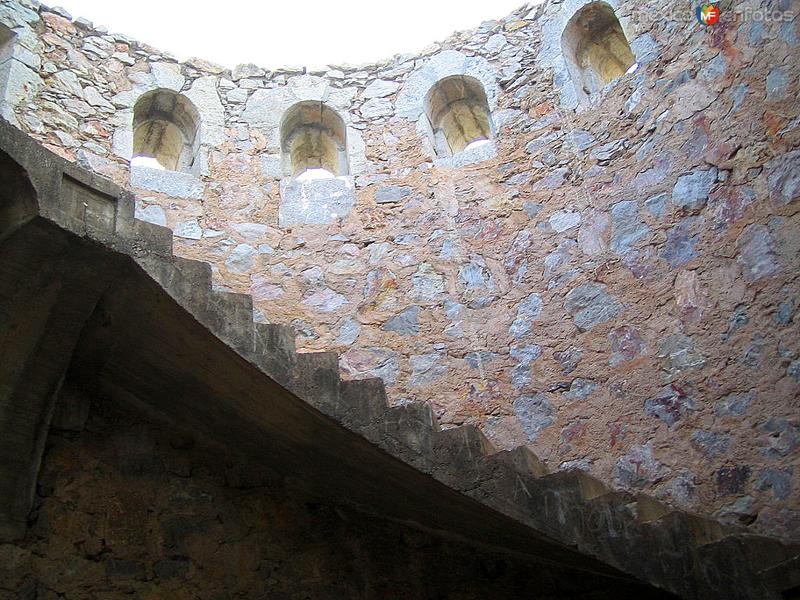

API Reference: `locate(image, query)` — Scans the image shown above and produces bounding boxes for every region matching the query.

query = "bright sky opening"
[55,1,532,70]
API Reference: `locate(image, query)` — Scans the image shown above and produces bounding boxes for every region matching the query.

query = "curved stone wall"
[2,0,798,540]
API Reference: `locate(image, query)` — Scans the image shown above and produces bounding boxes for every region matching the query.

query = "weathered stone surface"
[562,378,596,401]
[375,185,412,204]
[340,347,399,385]
[549,209,581,232]
[564,282,623,331]
[382,306,420,335]
[409,353,446,387]
[134,202,167,226]
[615,444,670,489]
[225,244,258,274]
[302,287,349,312]
[279,177,355,227]
[658,333,705,373]
[671,169,717,211]
[362,79,399,98]
[578,209,610,255]
[690,431,730,457]
[513,394,555,441]
[661,217,700,268]
[644,385,695,427]
[174,220,202,240]
[736,224,778,282]
[608,326,645,366]
[715,391,754,417]
[509,293,542,338]
[717,466,751,496]
[610,200,649,255]
[130,166,204,199]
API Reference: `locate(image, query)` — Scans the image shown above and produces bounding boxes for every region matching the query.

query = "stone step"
[291,352,341,415]
[339,378,389,429]
[131,218,173,258]
[253,323,297,387]
[206,290,255,359]
[361,402,439,467]
[691,534,800,600]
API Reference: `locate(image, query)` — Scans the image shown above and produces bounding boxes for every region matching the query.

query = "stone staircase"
[2,120,798,599]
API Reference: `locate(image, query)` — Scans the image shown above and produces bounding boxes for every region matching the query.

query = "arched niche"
[561,2,635,100]
[280,101,348,178]
[132,89,200,171]
[424,75,494,157]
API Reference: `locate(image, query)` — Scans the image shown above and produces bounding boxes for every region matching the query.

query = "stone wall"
[1,0,798,540]
[1,389,658,599]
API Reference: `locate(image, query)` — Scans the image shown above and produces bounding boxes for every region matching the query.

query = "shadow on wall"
[0,149,38,242]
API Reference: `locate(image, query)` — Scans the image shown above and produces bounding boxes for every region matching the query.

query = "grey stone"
[608,326,646,366]
[523,202,543,218]
[231,222,270,242]
[484,33,507,53]
[590,138,627,162]
[130,166,205,200]
[644,193,669,218]
[615,444,671,489]
[755,468,793,501]
[151,62,185,91]
[549,210,581,232]
[362,79,399,98]
[578,209,610,256]
[658,333,705,372]
[761,419,800,458]
[134,203,167,227]
[52,70,84,98]
[610,200,649,255]
[510,344,542,389]
[173,220,202,240]
[789,360,800,383]
[409,353,446,387]
[337,318,361,346]
[765,149,800,205]
[513,394,555,441]
[690,430,730,457]
[360,97,393,118]
[645,385,695,427]
[302,287,349,312]
[563,378,597,401]
[729,83,748,114]
[554,347,582,375]
[568,129,596,152]
[531,167,569,190]
[375,185,412,204]
[661,217,701,268]
[736,224,778,282]
[410,264,445,301]
[631,33,661,64]
[699,53,727,80]
[564,282,624,331]
[382,306,420,336]
[672,169,717,211]
[509,293,543,338]
[465,351,500,370]
[341,347,400,385]
[279,177,355,227]
[766,67,789,100]
[525,131,560,154]
[225,244,258,274]
[232,63,265,81]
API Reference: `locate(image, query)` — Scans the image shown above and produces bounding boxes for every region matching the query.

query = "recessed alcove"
[561,2,635,102]
[132,89,200,172]
[280,101,348,178]
[423,75,494,158]
[278,101,354,227]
